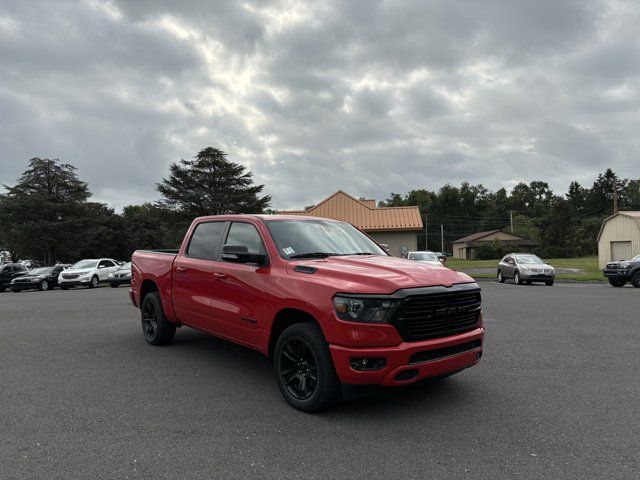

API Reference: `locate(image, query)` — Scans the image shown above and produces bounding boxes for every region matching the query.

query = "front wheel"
[39,280,49,291]
[110,283,118,288]
[141,292,176,345]
[89,275,99,289]
[631,272,640,288]
[274,323,342,412]
[514,271,522,285]
[608,278,626,288]
[497,271,505,283]
[545,280,554,286]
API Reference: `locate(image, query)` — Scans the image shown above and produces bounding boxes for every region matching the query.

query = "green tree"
[0,158,94,264]
[157,148,271,220]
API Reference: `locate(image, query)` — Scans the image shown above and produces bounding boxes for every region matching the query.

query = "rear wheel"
[141,292,176,345]
[60,285,70,290]
[608,278,626,288]
[89,275,99,289]
[514,271,522,285]
[545,280,554,286]
[12,289,20,293]
[631,272,640,288]
[39,280,49,291]
[274,323,341,412]
[110,283,118,288]
[497,270,505,283]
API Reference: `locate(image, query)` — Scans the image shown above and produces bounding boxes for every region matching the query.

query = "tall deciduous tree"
[156,148,271,220]
[0,158,93,264]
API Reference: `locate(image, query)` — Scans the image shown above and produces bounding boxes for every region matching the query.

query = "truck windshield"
[265,219,386,259]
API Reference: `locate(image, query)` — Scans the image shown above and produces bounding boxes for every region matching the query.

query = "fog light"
[350,357,386,371]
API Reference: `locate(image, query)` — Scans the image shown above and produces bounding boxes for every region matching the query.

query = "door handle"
[176,266,187,272]
[213,272,227,279]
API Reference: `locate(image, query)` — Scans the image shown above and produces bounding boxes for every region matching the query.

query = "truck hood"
[287,255,475,293]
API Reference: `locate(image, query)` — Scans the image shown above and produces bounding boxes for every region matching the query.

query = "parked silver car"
[497,253,555,286]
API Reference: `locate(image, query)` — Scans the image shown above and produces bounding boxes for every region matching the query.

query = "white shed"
[597,211,640,268]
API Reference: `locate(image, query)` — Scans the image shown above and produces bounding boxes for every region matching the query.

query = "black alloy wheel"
[140,292,176,345]
[279,338,319,401]
[631,272,640,288]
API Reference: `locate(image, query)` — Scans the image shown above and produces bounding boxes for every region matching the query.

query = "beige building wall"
[598,215,640,268]
[452,244,467,259]
[368,231,418,257]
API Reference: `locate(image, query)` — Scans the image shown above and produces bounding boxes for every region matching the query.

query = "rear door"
[172,221,226,331]
[209,221,269,348]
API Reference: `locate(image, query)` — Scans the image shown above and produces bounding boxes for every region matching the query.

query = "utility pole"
[424,213,428,250]
[613,181,618,214]
[440,224,444,253]
[509,210,514,233]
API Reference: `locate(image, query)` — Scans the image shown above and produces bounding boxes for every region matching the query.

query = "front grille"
[391,287,481,341]
[409,340,482,364]
[62,273,79,279]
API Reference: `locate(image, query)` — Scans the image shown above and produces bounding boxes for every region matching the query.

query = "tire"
[141,292,176,346]
[497,270,505,283]
[514,271,522,285]
[608,278,626,288]
[525,280,532,285]
[12,289,20,293]
[631,272,640,288]
[545,280,554,286]
[89,275,99,289]
[274,322,342,412]
[39,280,49,291]
[60,285,70,290]
[110,283,118,288]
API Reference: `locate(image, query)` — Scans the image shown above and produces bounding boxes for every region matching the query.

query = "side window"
[98,260,108,268]
[225,222,265,255]
[105,260,116,267]
[187,222,225,260]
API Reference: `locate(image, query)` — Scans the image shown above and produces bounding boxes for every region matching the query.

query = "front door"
[209,221,269,348]
[172,221,226,331]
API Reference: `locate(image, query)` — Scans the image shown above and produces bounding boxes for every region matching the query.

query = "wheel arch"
[268,308,320,362]
[140,278,159,305]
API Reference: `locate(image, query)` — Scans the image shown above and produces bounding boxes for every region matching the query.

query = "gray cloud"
[1,0,639,211]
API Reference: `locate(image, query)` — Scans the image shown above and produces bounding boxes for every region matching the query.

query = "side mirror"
[221,245,267,266]
[379,243,391,255]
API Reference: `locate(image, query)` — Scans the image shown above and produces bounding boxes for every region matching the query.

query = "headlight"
[333,296,399,323]
[620,262,630,268]
[108,273,114,278]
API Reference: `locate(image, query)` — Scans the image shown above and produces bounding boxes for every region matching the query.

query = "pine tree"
[156,148,271,218]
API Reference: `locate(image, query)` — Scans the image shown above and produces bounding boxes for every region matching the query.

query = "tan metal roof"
[279,190,423,232]
[597,211,640,241]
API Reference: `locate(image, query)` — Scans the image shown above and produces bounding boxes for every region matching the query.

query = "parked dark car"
[10,265,67,292]
[107,262,131,288]
[0,263,29,291]
[603,254,640,287]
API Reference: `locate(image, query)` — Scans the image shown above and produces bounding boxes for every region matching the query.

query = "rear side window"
[187,222,225,260]
[225,222,266,255]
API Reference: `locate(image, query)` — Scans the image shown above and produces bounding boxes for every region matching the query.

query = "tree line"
[1,146,636,263]
[379,169,640,258]
[0,148,271,264]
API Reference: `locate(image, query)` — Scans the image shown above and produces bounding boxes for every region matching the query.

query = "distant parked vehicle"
[406,251,444,266]
[58,258,120,289]
[0,263,29,291]
[432,252,448,264]
[107,262,132,288]
[10,265,67,292]
[497,253,555,286]
[18,259,41,269]
[603,253,640,287]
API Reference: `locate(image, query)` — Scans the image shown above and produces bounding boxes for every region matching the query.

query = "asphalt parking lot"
[1,282,639,479]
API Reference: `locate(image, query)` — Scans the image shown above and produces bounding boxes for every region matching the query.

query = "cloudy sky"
[1,0,639,210]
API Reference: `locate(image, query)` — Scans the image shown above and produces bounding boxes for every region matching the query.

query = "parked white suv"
[58,258,121,289]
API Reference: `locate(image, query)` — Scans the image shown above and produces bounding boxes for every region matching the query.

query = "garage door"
[611,241,632,261]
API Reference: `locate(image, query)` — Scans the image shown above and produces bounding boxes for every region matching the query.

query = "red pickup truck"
[131,215,484,411]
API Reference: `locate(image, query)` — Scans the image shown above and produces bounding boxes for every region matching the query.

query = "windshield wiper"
[288,252,339,259]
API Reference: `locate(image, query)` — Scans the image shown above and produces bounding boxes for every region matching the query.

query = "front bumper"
[59,279,92,287]
[603,269,629,279]
[107,278,131,286]
[330,327,484,386]
[10,283,40,291]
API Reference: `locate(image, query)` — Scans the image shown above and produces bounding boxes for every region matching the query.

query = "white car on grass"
[58,258,121,289]
[405,251,445,266]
